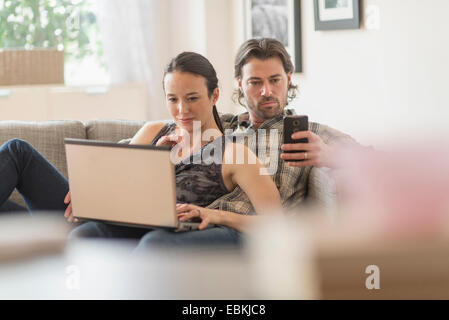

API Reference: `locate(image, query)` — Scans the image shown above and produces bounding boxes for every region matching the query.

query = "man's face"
[238,56,291,122]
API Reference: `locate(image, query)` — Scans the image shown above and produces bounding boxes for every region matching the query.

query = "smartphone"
[283,115,308,160]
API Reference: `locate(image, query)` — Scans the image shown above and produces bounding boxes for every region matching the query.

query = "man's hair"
[233,38,298,107]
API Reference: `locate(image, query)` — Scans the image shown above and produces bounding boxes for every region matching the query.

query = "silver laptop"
[64,138,202,232]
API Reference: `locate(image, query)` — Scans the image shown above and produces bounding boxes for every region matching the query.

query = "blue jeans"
[70,221,244,252]
[0,199,26,213]
[0,138,243,250]
[135,226,243,252]
[0,139,69,213]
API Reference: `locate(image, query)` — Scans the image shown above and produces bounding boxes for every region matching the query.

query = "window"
[0,0,109,85]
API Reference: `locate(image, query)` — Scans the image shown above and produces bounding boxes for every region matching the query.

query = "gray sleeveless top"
[151,122,230,207]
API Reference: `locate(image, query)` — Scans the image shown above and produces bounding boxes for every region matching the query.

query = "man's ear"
[237,78,243,91]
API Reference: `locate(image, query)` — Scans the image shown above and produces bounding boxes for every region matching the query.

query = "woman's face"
[164,71,219,132]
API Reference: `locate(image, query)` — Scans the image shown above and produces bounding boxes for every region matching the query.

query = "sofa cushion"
[85,119,145,142]
[0,120,86,206]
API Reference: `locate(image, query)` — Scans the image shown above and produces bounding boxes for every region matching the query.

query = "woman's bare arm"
[130,122,165,145]
[178,143,282,233]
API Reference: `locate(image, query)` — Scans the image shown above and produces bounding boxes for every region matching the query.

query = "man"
[206,37,358,214]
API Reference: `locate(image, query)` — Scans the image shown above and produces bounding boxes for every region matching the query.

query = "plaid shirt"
[205,109,358,215]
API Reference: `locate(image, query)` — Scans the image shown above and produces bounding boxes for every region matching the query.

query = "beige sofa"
[0,119,337,210]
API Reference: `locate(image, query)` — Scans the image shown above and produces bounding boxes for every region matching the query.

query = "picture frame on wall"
[314,0,360,31]
[244,0,302,73]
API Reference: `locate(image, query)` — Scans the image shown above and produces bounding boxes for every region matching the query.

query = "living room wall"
[290,0,449,147]
[147,0,448,147]
[209,0,449,147]
[163,0,237,115]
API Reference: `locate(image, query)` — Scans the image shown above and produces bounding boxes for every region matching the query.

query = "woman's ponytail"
[212,105,224,133]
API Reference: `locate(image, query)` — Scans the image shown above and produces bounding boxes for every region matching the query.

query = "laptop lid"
[64,138,178,229]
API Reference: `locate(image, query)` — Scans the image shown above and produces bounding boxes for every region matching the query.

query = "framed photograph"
[314,0,360,31]
[244,0,302,73]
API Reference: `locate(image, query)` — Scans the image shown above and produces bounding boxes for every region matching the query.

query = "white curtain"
[96,0,171,120]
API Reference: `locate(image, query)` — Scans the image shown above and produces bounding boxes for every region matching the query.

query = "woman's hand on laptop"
[63,191,79,223]
[177,203,268,234]
[176,203,219,230]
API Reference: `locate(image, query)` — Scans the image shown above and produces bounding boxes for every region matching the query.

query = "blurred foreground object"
[0,213,69,262]
[0,49,64,86]
[308,141,449,298]
[334,142,449,238]
[314,222,449,299]
[247,216,319,299]
[0,239,251,300]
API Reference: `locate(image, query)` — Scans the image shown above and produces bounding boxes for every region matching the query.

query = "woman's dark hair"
[163,52,224,133]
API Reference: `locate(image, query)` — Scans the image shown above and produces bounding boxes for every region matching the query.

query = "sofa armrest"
[306,167,338,218]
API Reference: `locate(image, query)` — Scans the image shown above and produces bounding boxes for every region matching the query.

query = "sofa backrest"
[0,119,145,207]
[0,119,338,213]
[85,119,145,142]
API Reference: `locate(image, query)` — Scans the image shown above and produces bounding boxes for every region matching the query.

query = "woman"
[1,52,281,249]
[69,52,281,249]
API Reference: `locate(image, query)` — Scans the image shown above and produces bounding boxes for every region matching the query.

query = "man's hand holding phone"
[281,115,334,168]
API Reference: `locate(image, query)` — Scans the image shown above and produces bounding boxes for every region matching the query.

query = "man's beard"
[247,96,284,120]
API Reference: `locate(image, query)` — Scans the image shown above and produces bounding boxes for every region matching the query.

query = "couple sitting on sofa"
[0,38,356,250]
